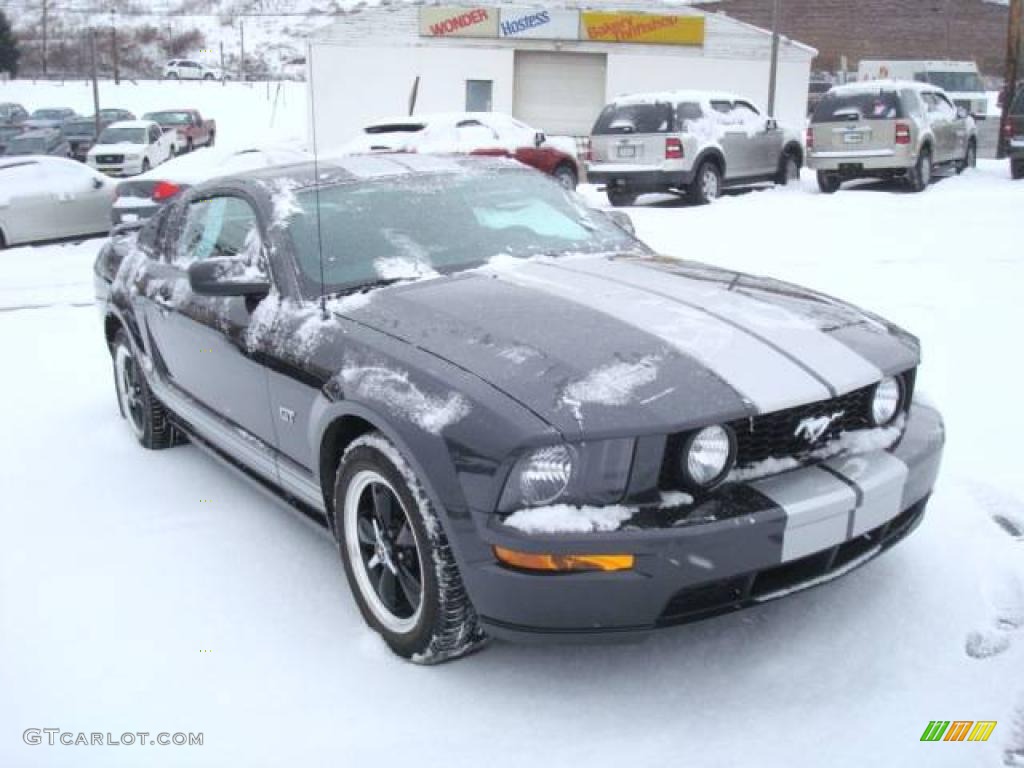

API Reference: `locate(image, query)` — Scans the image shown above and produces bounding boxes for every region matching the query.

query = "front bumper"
[88,160,145,177]
[587,164,695,192]
[461,402,944,640]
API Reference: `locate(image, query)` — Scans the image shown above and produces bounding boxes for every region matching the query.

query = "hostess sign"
[419,6,706,46]
[498,9,581,40]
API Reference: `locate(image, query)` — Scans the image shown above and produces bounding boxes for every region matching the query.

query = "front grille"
[96,154,124,164]
[660,370,915,489]
[730,385,874,466]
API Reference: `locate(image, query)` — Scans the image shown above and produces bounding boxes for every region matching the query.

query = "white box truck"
[857,60,988,118]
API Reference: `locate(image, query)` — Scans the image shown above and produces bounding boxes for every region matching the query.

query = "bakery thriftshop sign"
[418,6,706,45]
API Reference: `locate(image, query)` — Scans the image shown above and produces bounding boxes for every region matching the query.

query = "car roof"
[213,153,523,190]
[829,79,944,96]
[607,90,748,106]
[105,119,156,129]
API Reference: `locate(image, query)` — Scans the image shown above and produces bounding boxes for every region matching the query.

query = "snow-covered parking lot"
[2,161,1023,767]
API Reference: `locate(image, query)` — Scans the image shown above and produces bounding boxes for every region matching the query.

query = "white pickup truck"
[86,120,176,178]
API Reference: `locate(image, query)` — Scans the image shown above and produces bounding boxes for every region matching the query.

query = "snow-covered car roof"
[827,80,946,97]
[607,90,749,107]
[104,119,159,130]
[363,112,527,130]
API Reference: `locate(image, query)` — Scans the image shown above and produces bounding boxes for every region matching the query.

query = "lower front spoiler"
[464,402,944,642]
[481,496,927,643]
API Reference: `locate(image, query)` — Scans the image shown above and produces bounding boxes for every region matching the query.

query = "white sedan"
[86,120,175,178]
[0,156,114,248]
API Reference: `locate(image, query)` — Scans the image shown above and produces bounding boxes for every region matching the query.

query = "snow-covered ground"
[2,162,1023,767]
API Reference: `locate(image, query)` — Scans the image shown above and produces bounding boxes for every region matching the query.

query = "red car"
[141,109,217,154]
[343,112,579,189]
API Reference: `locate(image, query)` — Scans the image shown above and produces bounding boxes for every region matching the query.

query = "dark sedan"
[94,155,944,663]
[4,128,71,158]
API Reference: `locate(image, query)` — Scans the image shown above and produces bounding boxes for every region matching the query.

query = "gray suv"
[807,81,977,193]
[586,91,804,206]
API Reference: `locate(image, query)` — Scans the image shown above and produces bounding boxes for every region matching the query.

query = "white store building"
[307,1,817,150]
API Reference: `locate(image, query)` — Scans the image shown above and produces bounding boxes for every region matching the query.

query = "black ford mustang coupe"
[94,155,944,663]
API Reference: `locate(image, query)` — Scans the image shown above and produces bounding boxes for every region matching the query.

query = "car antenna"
[307,41,328,319]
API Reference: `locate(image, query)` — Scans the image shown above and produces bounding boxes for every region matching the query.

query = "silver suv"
[586,91,805,206]
[807,80,977,193]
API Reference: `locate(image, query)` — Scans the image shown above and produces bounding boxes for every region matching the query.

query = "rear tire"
[816,171,841,194]
[552,163,577,190]
[1011,159,1024,180]
[606,187,637,207]
[186,137,194,153]
[689,160,722,205]
[166,72,179,80]
[333,433,486,664]
[111,329,177,449]
[207,132,216,148]
[203,73,214,81]
[908,147,933,192]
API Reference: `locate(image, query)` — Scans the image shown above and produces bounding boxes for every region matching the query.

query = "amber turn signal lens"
[493,546,634,573]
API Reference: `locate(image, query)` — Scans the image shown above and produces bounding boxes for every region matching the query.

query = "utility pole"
[111,8,119,85]
[219,41,225,85]
[90,28,101,138]
[767,0,781,115]
[999,0,1022,158]
[41,0,49,78]
[239,20,246,82]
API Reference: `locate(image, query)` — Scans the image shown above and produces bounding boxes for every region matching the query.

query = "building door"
[513,51,606,136]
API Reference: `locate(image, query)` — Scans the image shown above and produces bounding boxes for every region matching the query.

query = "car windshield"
[812,91,904,122]
[919,72,984,92]
[366,123,426,134]
[64,121,95,137]
[285,169,644,297]
[593,102,676,134]
[99,127,146,144]
[144,112,191,125]
[8,135,46,152]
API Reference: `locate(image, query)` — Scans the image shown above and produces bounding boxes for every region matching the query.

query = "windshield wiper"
[324,277,406,299]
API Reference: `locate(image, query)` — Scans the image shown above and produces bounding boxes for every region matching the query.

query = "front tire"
[816,171,841,194]
[333,433,485,663]
[957,140,977,174]
[776,151,801,186]
[689,160,721,204]
[908,147,933,192]
[207,132,215,148]
[1012,159,1024,180]
[111,329,177,449]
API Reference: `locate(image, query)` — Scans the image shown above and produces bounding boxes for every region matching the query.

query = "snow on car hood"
[89,142,146,155]
[335,254,919,438]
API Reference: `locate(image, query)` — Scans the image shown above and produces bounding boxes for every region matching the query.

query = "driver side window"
[174,196,266,272]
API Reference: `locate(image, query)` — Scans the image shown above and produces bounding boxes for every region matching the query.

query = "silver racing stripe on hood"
[489,260,834,414]
[546,257,884,399]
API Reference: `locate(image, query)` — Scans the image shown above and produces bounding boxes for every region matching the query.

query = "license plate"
[617,145,637,159]
[122,213,138,222]
[843,133,864,144]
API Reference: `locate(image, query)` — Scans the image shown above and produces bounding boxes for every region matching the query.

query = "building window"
[466,80,493,112]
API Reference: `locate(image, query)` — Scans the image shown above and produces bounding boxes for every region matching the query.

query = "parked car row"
[0,102,217,174]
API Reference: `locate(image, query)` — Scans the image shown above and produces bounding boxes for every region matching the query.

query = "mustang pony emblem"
[794,411,845,443]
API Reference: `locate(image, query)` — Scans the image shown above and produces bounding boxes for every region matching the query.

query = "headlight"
[516,445,575,507]
[680,425,735,490]
[871,376,903,425]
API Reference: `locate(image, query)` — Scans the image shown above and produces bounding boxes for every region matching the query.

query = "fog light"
[872,376,903,425]
[493,546,634,572]
[681,425,735,490]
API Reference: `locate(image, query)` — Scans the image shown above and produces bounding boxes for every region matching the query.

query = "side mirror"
[956,106,969,120]
[188,257,271,298]
[92,177,104,190]
[605,210,635,236]
[534,131,546,148]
